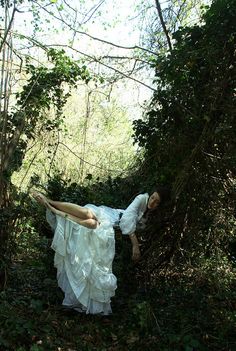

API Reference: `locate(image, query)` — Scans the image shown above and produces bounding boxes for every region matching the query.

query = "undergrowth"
[0,226,236,351]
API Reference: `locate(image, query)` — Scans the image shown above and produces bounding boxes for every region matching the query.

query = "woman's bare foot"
[31,191,49,207]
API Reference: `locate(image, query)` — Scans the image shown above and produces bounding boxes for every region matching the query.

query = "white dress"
[46,194,149,315]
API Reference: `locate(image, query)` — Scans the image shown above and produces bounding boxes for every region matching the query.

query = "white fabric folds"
[46,205,117,315]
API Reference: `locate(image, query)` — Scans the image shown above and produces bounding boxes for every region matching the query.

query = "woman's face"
[147,192,161,210]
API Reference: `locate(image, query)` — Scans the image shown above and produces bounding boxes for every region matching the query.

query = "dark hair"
[151,186,171,204]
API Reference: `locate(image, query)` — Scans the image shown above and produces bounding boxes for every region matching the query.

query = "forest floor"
[1,230,236,351]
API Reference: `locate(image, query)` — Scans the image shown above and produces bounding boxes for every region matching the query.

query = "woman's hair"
[152,186,171,204]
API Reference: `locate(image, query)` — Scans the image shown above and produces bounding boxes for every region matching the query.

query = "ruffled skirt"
[46,205,117,315]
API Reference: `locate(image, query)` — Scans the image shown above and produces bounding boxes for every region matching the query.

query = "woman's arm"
[129,233,141,261]
[119,194,148,235]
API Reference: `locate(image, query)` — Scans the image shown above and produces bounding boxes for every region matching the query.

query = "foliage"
[0,226,235,351]
[13,86,136,189]
[1,47,91,187]
[32,170,141,209]
[7,48,90,176]
[133,0,236,265]
[138,0,209,53]
[0,47,92,276]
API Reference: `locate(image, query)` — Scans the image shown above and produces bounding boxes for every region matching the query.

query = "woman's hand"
[132,245,141,262]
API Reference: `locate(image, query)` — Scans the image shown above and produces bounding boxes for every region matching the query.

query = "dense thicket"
[133,0,236,268]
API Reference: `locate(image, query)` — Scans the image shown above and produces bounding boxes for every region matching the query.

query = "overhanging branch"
[31,0,158,56]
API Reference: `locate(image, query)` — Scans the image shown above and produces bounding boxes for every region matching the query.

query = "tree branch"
[59,141,123,173]
[31,0,158,56]
[155,0,172,52]
[0,4,16,53]
[80,0,106,26]
[14,32,156,91]
[46,44,157,92]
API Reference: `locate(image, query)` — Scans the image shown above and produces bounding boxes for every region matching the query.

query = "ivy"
[0,48,92,262]
[5,49,91,178]
[133,0,236,264]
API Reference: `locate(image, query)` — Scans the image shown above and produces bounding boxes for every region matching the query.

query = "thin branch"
[151,309,162,334]
[175,0,188,24]
[79,90,91,181]
[48,130,60,176]
[80,0,106,26]
[19,144,44,188]
[59,141,125,174]
[155,0,172,51]
[77,49,156,91]
[100,55,150,65]
[31,0,158,56]
[63,0,77,14]
[0,48,7,172]
[2,38,23,72]
[46,44,157,92]
[0,5,16,53]
[12,32,156,91]
[129,59,138,75]
[3,31,12,115]
[203,151,222,159]
[63,0,78,44]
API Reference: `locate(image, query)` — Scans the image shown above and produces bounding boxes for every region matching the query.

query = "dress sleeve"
[119,194,145,235]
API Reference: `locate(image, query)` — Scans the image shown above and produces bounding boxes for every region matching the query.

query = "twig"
[31,0,158,56]
[151,309,162,334]
[46,44,157,92]
[11,32,157,92]
[202,151,221,159]
[80,0,106,26]
[19,144,44,188]
[59,141,124,173]
[48,130,60,176]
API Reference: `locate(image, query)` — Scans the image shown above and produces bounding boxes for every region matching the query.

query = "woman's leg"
[47,202,98,229]
[32,191,96,220]
[48,199,96,220]
[32,191,99,229]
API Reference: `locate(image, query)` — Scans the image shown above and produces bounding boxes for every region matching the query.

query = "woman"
[32,188,167,315]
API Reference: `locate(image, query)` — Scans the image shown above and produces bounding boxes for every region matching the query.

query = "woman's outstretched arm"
[129,233,141,261]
